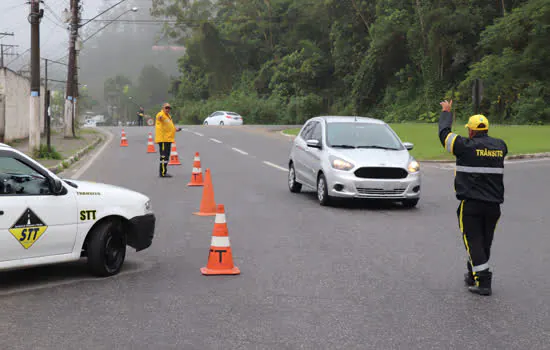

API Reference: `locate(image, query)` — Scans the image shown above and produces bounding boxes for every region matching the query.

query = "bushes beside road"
[283,124,550,161]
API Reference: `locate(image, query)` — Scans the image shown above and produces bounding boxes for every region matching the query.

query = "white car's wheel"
[219,121,224,126]
[87,219,127,277]
[288,163,302,193]
[317,173,332,206]
[203,121,208,125]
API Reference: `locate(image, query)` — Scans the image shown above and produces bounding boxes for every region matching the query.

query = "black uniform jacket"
[438,111,508,204]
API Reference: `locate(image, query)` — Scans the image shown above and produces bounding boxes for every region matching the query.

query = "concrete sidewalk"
[9,128,104,172]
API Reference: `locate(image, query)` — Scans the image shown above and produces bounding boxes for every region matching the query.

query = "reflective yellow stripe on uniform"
[444,133,458,154]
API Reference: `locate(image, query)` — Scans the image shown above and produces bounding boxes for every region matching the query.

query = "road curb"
[47,131,105,175]
[279,130,296,139]
[278,129,550,164]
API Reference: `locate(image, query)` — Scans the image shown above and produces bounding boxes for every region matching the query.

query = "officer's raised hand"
[440,100,452,112]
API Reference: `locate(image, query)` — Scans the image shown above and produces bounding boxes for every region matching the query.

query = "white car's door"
[292,121,316,186]
[210,112,222,124]
[302,121,323,185]
[0,152,78,262]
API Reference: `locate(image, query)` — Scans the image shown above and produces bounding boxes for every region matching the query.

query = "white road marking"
[232,147,248,155]
[210,138,222,144]
[263,161,287,172]
[193,132,204,136]
[72,129,114,179]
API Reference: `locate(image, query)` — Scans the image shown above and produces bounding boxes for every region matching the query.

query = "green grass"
[282,124,550,160]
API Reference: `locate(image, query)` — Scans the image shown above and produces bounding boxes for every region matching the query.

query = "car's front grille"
[354,167,408,179]
[356,187,406,196]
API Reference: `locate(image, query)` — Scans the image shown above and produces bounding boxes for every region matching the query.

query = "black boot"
[464,262,474,286]
[468,270,492,296]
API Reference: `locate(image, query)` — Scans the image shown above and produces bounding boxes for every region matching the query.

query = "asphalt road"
[1,125,549,349]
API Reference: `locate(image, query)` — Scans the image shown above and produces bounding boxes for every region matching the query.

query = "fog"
[78,0,181,109]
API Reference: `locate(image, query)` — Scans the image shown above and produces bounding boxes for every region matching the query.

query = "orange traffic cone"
[168,142,181,165]
[120,129,128,147]
[146,132,155,153]
[187,152,204,187]
[193,168,216,216]
[201,204,240,276]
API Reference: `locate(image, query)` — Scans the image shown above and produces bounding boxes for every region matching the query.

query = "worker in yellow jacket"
[155,103,181,177]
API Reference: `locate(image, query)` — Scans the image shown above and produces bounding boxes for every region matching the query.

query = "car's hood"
[330,148,412,168]
[63,179,149,201]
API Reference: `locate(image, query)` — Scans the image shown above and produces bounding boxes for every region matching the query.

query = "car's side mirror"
[306,139,321,149]
[403,142,414,151]
[51,178,64,195]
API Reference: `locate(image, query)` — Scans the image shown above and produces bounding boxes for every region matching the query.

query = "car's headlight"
[145,200,153,213]
[408,159,420,173]
[330,157,354,171]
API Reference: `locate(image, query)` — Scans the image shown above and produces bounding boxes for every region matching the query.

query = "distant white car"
[82,119,97,128]
[203,111,243,126]
[0,143,156,276]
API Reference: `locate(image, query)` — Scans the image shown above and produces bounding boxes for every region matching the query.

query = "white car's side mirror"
[306,139,321,149]
[403,142,414,150]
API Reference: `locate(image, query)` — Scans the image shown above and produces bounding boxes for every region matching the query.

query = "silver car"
[288,116,421,207]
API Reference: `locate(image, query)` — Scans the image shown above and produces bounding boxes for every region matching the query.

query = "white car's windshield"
[326,122,404,150]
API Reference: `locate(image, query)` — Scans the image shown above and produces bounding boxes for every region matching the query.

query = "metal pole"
[29,0,42,153]
[46,90,51,151]
[43,58,50,151]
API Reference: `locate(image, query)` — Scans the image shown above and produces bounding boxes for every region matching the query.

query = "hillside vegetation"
[151,0,550,125]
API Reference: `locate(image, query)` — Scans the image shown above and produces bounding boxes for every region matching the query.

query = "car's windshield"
[326,122,404,150]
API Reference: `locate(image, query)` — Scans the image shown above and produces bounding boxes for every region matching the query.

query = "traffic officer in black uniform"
[438,100,508,296]
[137,107,145,127]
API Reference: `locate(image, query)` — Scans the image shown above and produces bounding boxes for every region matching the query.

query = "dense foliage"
[151,0,550,125]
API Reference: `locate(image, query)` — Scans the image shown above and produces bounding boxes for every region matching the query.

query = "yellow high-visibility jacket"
[155,110,176,143]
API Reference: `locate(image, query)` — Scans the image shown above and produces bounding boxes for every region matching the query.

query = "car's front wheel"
[219,121,224,126]
[87,219,127,277]
[288,163,302,193]
[203,121,208,125]
[317,173,332,206]
[402,198,419,208]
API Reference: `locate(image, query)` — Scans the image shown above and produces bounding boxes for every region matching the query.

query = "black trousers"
[158,142,171,176]
[138,116,143,126]
[457,199,501,275]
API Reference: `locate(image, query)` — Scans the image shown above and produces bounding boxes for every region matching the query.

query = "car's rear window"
[326,122,404,150]
[226,112,240,116]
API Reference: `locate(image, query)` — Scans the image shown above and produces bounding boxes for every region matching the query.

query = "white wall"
[0,68,46,142]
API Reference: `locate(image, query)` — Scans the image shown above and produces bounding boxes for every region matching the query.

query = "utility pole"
[64,0,79,138]
[73,49,79,136]
[29,0,43,153]
[43,58,50,151]
[0,44,18,67]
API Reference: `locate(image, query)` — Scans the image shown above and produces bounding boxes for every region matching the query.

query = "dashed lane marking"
[232,147,249,155]
[263,161,287,172]
[210,138,222,144]
[193,132,204,136]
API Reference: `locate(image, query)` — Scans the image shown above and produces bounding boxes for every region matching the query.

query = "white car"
[288,116,421,207]
[82,119,97,128]
[203,111,243,126]
[0,143,155,277]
